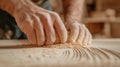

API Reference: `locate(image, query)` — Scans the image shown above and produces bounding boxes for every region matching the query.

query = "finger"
[54,30,60,44]
[82,25,90,46]
[22,19,36,45]
[31,14,45,46]
[88,32,92,45]
[53,13,68,43]
[77,24,85,46]
[85,26,92,45]
[85,27,92,45]
[67,22,79,43]
[40,14,56,45]
[27,31,36,45]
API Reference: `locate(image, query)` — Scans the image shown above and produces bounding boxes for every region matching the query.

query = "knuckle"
[42,13,52,22]
[42,13,50,18]
[41,38,46,43]
[18,19,32,32]
[46,35,56,44]
[51,38,56,44]
[61,38,67,43]
[82,24,86,27]
[32,14,40,22]
[39,13,49,18]
[52,12,58,15]
[45,14,51,18]
[51,12,59,17]
[77,39,82,44]
[26,20,34,28]
[50,35,56,43]
[38,39,45,46]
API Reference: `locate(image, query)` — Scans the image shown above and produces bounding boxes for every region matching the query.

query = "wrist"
[62,0,84,23]
[66,14,82,23]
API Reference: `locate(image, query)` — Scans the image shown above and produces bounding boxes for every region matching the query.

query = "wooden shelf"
[84,17,120,23]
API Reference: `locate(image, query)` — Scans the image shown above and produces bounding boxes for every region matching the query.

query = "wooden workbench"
[0,39,120,67]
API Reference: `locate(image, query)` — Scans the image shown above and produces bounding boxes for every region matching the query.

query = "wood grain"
[0,39,120,67]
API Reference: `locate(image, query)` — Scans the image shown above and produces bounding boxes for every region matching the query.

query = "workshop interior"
[0,0,120,39]
[0,0,120,67]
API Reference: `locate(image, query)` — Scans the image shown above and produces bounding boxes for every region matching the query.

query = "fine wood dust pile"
[0,44,120,67]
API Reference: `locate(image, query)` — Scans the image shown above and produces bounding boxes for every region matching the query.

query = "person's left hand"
[65,19,92,47]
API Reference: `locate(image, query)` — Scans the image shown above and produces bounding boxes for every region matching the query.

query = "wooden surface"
[0,39,120,67]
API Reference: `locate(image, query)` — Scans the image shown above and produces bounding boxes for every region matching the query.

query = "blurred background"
[0,0,120,39]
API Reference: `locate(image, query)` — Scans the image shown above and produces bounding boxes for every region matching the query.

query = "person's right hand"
[14,1,67,46]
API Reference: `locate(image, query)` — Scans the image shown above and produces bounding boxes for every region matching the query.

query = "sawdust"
[0,43,120,67]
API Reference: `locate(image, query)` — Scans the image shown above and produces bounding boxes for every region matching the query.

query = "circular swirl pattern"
[0,44,120,67]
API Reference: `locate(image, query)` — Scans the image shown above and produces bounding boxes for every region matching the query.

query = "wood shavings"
[0,44,120,67]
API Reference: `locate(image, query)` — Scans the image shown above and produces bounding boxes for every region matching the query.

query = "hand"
[62,0,92,46]
[14,4,67,46]
[66,21,92,47]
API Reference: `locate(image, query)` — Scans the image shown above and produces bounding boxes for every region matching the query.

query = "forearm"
[62,0,85,23]
[0,0,43,17]
[0,0,19,17]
